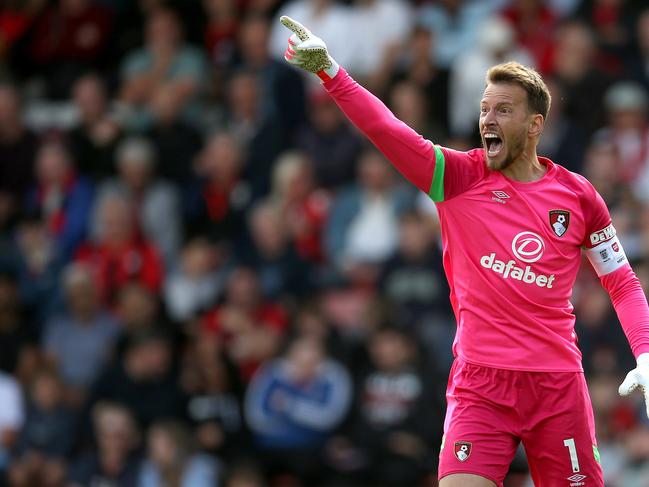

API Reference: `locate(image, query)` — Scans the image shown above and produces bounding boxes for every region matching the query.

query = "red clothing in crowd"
[0,6,38,48]
[75,240,163,306]
[284,190,330,263]
[501,6,557,75]
[202,302,288,380]
[29,2,114,64]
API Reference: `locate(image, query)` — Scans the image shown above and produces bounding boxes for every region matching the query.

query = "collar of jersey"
[498,157,557,192]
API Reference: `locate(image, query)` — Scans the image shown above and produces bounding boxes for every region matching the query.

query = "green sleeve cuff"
[428,145,445,202]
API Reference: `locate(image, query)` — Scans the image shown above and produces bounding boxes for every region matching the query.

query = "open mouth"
[484,133,503,157]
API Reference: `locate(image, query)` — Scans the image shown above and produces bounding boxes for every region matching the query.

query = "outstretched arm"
[280,16,438,196]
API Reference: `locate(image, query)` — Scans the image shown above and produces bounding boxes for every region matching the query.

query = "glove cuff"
[316,57,339,82]
[637,352,649,367]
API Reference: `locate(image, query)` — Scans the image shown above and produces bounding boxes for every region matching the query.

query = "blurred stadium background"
[0,0,648,485]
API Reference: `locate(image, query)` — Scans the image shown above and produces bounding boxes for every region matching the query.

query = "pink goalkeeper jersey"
[324,68,649,372]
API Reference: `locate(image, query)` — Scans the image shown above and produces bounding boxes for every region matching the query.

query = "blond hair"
[486,62,551,120]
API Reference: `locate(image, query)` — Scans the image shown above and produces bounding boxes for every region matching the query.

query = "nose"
[481,108,497,127]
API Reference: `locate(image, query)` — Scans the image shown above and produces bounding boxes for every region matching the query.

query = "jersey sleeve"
[578,180,649,358]
[323,69,486,201]
[581,183,628,277]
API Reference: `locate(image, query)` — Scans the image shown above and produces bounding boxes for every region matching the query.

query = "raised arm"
[280,16,438,195]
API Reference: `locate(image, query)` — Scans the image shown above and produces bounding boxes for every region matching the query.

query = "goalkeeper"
[280,15,649,487]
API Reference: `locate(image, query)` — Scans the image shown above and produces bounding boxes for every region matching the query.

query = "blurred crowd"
[0,0,648,486]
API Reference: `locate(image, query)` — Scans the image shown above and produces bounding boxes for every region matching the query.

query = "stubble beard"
[485,131,527,172]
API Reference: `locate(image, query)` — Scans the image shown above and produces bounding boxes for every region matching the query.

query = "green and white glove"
[280,15,340,82]
[619,352,649,418]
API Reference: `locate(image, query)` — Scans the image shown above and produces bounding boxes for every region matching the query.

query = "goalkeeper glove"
[280,15,340,82]
[619,352,649,419]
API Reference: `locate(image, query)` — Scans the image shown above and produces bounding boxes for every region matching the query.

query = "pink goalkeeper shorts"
[438,358,604,487]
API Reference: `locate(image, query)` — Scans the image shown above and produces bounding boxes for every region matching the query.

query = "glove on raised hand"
[280,15,339,81]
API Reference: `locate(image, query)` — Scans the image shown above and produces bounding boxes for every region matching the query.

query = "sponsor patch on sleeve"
[589,223,616,246]
[585,234,627,276]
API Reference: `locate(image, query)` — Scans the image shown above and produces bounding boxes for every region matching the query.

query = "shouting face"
[480,82,537,171]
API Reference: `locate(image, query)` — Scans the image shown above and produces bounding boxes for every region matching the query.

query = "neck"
[500,148,546,182]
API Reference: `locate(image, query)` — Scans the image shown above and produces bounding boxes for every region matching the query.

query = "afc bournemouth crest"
[454,441,472,462]
[549,210,571,237]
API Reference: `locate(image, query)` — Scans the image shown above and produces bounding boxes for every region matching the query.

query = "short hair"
[486,62,551,120]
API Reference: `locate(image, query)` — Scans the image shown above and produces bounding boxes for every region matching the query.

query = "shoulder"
[438,146,485,166]
[553,164,599,205]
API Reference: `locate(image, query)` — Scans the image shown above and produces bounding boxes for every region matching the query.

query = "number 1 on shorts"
[563,438,580,472]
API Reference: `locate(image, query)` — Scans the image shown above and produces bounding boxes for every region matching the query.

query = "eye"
[480,107,488,114]
[499,107,511,114]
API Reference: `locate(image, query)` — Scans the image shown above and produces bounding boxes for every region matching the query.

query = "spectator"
[326,327,440,487]
[202,267,288,382]
[27,142,94,260]
[241,201,312,300]
[114,283,168,357]
[536,79,589,174]
[223,68,283,198]
[346,0,413,82]
[295,91,363,189]
[138,420,221,487]
[390,26,450,137]
[86,330,184,429]
[268,150,330,263]
[551,20,612,135]
[26,141,94,261]
[627,8,649,92]
[576,0,637,74]
[95,136,182,266]
[68,74,122,181]
[245,336,351,484]
[42,263,121,404]
[118,7,208,130]
[164,238,225,323]
[0,369,24,481]
[203,0,239,68]
[388,80,445,145]
[185,130,252,245]
[6,215,63,329]
[379,212,453,370]
[501,0,558,74]
[69,401,142,487]
[325,148,416,277]
[417,0,502,69]
[181,333,247,462]
[0,0,44,71]
[581,136,625,209]
[0,274,32,376]
[145,84,202,184]
[448,15,533,141]
[76,193,163,307]
[27,0,115,99]
[594,82,649,193]
[235,14,306,141]
[9,368,75,487]
[0,83,37,230]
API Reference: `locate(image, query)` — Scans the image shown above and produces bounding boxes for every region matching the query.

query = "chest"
[437,176,589,281]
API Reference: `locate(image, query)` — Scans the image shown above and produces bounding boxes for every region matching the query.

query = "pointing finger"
[280,15,310,42]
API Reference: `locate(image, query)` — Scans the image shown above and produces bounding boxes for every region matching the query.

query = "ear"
[528,114,544,138]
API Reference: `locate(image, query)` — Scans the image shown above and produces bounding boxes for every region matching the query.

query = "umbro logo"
[491,190,510,204]
[567,474,586,482]
[567,473,587,486]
